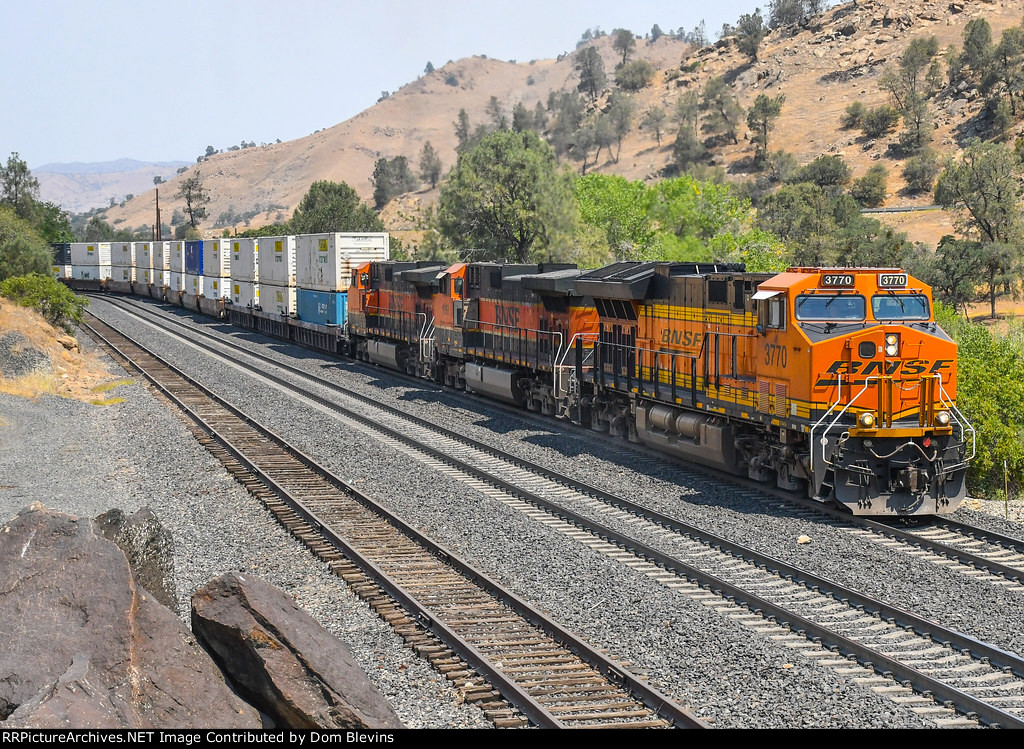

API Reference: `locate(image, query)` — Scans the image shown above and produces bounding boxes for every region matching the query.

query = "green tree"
[291,180,383,234]
[746,93,785,166]
[615,59,655,91]
[794,154,852,189]
[0,273,87,332]
[841,101,866,129]
[699,77,743,145]
[418,142,443,189]
[671,127,708,173]
[511,102,532,132]
[606,92,634,163]
[955,18,993,87]
[935,141,1023,246]
[532,101,548,132]
[372,156,418,209]
[849,164,888,207]
[175,170,211,228]
[84,216,116,241]
[424,61,435,74]
[736,9,767,61]
[437,130,576,262]
[0,152,40,220]
[860,105,900,138]
[673,90,701,138]
[454,109,471,153]
[902,148,940,193]
[987,25,1024,116]
[575,174,655,260]
[0,206,51,281]
[612,29,636,66]
[908,235,985,315]
[574,46,607,101]
[769,0,804,28]
[486,96,508,130]
[641,106,667,145]
[34,202,75,243]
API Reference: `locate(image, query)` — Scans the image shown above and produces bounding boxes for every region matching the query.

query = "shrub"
[902,149,940,193]
[850,164,888,207]
[861,106,900,138]
[615,59,655,91]
[0,273,87,332]
[841,101,866,129]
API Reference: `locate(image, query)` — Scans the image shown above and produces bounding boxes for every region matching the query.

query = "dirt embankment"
[0,299,128,404]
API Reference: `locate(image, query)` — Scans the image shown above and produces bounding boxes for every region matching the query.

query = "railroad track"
[89,296,1024,727]
[79,310,703,730]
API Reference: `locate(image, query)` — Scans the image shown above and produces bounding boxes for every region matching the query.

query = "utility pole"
[155,188,162,240]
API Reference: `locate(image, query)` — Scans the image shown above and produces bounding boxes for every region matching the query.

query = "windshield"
[795,294,866,321]
[872,294,930,320]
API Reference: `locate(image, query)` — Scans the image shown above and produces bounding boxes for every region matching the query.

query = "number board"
[878,273,908,288]
[820,273,855,287]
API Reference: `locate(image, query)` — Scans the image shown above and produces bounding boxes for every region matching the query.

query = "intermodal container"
[152,241,169,271]
[114,266,135,282]
[297,289,347,325]
[154,271,170,288]
[205,276,231,300]
[170,272,185,293]
[51,243,72,265]
[185,273,204,297]
[111,242,135,267]
[135,242,153,275]
[135,268,153,285]
[231,281,259,308]
[184,241,203,274]
[70,242,111,265]
[169,241,186,273]
[259,284,296,315]
[296,233,389,292]
[256,235,296,286]
[202,239,231,277]
[52,265,71,280]
[230,238,258,282]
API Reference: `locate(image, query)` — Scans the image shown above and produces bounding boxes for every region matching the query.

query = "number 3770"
[764,343,787,367]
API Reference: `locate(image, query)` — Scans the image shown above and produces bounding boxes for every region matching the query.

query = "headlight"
[935,411,951,427]
[858,412,876,429]
[884,333,899,357]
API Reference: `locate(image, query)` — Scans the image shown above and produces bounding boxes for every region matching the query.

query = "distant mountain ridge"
[35,159,190,214]
[35,158,189,176]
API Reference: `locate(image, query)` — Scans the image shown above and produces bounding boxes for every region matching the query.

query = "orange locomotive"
[349,260,973,517]
[574,263,973,516]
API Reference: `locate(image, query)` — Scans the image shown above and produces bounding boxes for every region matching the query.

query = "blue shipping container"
[184,240,203,274]
[297,289,347,326]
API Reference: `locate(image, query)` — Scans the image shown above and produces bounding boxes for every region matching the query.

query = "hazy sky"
[3,0,769,168]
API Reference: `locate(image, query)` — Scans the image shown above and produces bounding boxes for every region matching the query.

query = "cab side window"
[768,297,786,330]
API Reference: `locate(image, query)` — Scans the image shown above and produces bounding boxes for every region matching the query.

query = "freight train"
[60,237,975,517]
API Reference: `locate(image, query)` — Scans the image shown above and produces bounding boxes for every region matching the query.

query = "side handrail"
[936,379,976,468]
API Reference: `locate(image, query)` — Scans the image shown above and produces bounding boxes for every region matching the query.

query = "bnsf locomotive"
[347,261,974,517]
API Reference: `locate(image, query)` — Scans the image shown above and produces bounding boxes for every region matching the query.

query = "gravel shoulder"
[0,325,490,730]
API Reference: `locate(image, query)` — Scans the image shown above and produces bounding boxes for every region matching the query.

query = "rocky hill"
[100,0,1022,250]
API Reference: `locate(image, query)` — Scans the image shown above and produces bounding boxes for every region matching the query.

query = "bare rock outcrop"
[0,504,260,728]
[192,572,403,729]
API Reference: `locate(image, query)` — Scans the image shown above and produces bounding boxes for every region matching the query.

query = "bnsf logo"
[815,358,952,385]
[660,330,704,347]
[495,305,520,327]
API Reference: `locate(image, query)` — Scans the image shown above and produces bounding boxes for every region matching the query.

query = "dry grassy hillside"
[102,0,1023,251]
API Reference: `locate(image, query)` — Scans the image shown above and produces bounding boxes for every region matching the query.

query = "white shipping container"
[231,281,259,308]
[114,266,136,282]
[205,276,231,300]
[168,241,186,273]
[135,242,153,273]
[72,265,112,281]
[257,235,296,286]
[70,242,111,265]
[111,242,135,267]
[170,272,185,292]
[296,233,390,292]
[202,240,231,277]
[185,273,204,297]
[230,238,258,282]
[154,271,169,287]
[135,268,154,285]
[52,265,71,280]
[259,284,296,315]
[152,241,170,271]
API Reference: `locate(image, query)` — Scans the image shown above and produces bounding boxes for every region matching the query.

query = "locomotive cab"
[756,268,974,516]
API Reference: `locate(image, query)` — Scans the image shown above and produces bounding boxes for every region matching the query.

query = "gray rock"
[0,505,260,728]
[0,332,49,378]
[192,572,403,730]
[95,507,178,614]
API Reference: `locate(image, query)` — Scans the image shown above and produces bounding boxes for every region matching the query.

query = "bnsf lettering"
[660,330,704,347]
[817,359,952,383]
[495,305,520,328]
